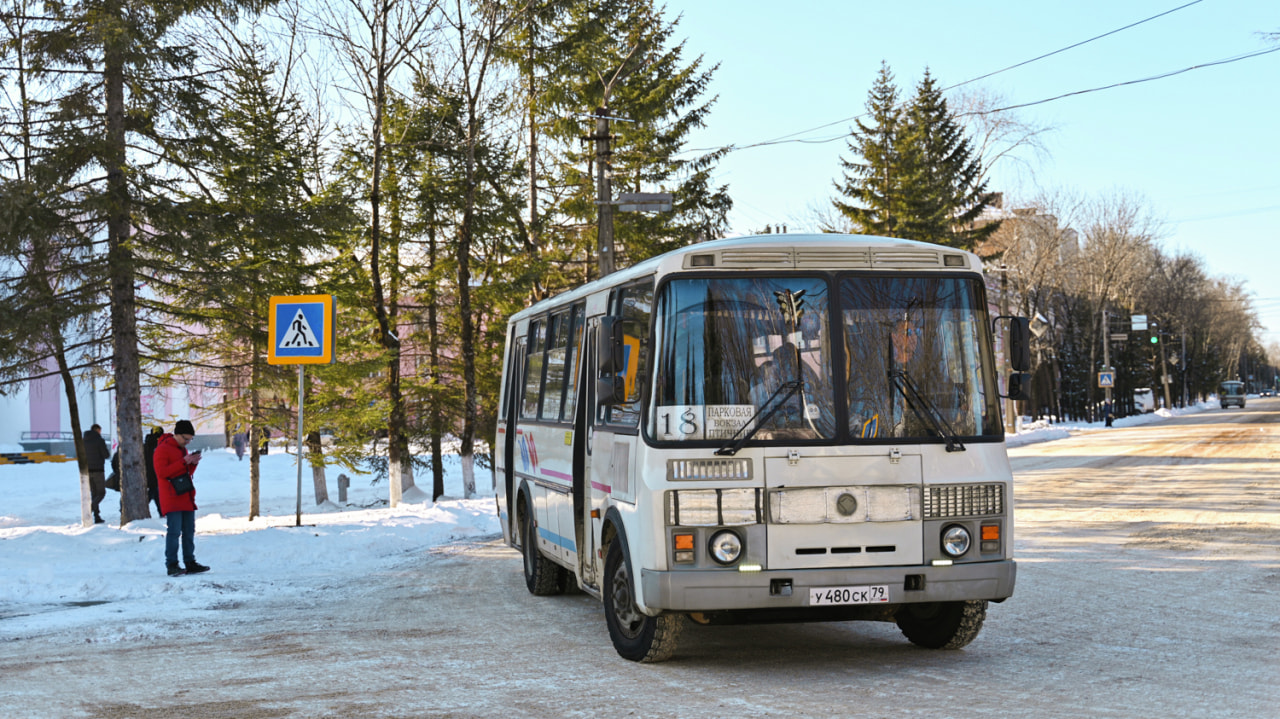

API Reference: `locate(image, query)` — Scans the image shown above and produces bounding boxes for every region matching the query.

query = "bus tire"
[603,541,681,662]
[521,500,563,596]
[895,599,987,650]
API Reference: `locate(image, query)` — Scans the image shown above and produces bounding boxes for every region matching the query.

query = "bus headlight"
[941,525,971,557]
[708,530,743,565]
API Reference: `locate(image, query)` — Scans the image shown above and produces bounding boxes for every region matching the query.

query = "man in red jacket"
[154,420,210,577]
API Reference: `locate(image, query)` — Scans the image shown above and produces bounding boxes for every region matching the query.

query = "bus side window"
[603,280,654,427]
[521,319,546,420]
[561,304,586,421]
[541,312,570,421]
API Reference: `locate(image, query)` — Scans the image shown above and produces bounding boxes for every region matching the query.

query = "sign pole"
[296,365,304,527]
[267,293,334,528]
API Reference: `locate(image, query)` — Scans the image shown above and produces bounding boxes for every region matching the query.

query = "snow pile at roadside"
[1006,399,1214,448]
[0,446,500,641]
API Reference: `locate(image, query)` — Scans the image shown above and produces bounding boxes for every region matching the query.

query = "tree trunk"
[459,110,479,499]
[54,346,93,526]
[428,223,444,502]
[307,431,327,505]
[249,374,261,520]
[105,21,148,525]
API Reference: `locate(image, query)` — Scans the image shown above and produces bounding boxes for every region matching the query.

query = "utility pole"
[1102,308,1112,413]
[1157,322,1172,410]
[1000,265,1015,436]
[1181,331,1188,407]
[593,106,615,278]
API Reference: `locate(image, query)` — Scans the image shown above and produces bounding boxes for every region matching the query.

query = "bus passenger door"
[573,321,598,588]
[501,340,526,545]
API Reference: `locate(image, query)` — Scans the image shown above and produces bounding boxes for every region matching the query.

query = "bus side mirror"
[597,376,624,407]
[1003,372,1032,401]
[994,315,1032,372]
[597,316,625,407]
[598,316,623,375]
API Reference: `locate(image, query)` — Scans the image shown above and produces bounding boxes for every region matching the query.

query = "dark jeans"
[165,510,196,565]
[88,471,106,514]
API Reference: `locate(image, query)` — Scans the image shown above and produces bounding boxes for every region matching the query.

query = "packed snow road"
[3,402,1279,718]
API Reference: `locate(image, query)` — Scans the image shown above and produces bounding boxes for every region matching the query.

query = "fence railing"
[20,431,111,442]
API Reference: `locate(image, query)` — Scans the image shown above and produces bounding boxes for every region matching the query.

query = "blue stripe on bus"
[537,526,577,552]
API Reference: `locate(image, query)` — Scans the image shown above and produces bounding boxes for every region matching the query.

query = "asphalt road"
[3,401,1279,718]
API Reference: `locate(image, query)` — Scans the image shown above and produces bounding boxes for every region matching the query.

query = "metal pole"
[1001,266,1014,436]
[1181,331,1188,407]
[595,106,615,278]
[296,365,304,527]
[1158,323,1172,409]
[1102,308,1112,406]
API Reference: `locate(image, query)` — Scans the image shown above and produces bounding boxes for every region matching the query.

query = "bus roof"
[508,233,983,323]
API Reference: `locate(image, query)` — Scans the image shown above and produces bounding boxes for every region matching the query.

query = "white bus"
[495,234,1030,662]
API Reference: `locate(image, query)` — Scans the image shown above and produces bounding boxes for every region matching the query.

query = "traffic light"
[1150,334,1158,344]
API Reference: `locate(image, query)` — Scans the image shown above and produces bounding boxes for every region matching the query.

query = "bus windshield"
[650,274,1000,445]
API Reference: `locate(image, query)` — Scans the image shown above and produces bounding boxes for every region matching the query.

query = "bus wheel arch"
[517,483,564,596]
[600,511,682,662]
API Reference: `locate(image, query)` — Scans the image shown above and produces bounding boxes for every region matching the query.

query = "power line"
[969,46,1280,115]
[682,1,1223,154]
[942,0,1205,92]
[698,45,1280,155]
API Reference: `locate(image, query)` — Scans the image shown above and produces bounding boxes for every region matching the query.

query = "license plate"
[809,585,889,605]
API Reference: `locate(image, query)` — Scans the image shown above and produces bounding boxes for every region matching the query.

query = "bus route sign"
[268,295,335,365]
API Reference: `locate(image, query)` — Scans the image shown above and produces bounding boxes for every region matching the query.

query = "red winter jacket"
[153,433,198,514]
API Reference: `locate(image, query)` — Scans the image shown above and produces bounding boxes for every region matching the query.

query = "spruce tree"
[161,32,349,518]
[895,69,998,250]
[534,0,731,282]
[833,61,906,236]
[3,0,274,525]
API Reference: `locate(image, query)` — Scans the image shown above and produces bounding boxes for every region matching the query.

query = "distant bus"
[1133,388,1155,413]
[1219,380,1245,409]
[494,234,1031,662]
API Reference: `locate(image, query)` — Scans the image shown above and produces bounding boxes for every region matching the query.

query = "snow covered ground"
[0,442,499,642]
[1006,398,1218,448]
[0,399,1221,643]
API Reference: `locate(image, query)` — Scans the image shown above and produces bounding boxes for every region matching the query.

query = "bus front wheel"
[895,600,987,649]
[603,541,681,662]
[521,502,563,596]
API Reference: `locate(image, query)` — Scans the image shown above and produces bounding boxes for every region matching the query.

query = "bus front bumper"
[641,560,1016,613]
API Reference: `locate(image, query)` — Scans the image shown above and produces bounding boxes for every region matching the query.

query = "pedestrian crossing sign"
[1098,371,1114,388]
[268,295,335,365]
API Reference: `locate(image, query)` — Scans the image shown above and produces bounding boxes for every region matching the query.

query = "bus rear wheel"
[603,541,681,662]
[521,502,564,596]
[895,600,987,649]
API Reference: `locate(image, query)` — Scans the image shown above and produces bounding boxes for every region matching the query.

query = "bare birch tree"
[308,0,439,505]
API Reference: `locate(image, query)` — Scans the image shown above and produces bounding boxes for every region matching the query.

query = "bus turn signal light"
[674,533,695,551]
[981,524,1000,553]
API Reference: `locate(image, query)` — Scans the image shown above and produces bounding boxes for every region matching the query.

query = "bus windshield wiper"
[715,380,802,456]
[888,369,966,452]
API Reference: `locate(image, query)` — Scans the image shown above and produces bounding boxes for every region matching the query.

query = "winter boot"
[93,513,104,524]
[184,560,210,574]
[167,563,186,577]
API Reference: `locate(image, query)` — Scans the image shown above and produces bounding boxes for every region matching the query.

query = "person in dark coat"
[154,420,209,576]
[83,424,111,524]
[143,426,163,516]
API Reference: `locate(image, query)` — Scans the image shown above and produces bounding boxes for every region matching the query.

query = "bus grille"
[668,458,752,481]
[923,483,1004,519]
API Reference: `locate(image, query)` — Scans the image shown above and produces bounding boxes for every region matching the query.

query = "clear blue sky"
[670,1,1280,344]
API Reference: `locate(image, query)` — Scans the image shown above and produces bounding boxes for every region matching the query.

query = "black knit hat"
[174,419,195,436]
